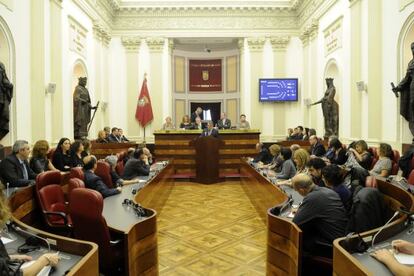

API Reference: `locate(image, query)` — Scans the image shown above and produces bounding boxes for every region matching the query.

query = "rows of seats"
[35,170,123,274]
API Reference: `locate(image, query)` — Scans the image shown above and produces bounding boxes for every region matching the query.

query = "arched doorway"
[397,13,414,143]
[0,16,15,145]
[324,59,341,137]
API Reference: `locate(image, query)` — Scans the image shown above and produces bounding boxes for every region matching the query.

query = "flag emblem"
[202,70,209,81]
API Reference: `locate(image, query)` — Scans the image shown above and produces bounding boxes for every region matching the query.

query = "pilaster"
[122,36,141,139]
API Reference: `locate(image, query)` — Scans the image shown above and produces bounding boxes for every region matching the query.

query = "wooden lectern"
[192,136,222,184]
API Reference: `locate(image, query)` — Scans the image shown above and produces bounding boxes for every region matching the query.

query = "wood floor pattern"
[158,180,266,275]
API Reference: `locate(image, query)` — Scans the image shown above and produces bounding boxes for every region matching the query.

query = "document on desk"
[394,252,414,265]
[21,261,52,276]
[0,236,14,244]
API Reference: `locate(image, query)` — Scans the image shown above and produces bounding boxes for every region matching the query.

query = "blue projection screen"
[259,78,298,102]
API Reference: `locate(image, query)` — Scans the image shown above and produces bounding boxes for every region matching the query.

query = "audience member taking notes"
[371,239,414,275]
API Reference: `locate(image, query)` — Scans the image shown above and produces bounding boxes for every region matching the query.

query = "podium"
[192,136,222,184]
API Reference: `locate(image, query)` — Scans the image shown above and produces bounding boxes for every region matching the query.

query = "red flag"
[135,78,154,127]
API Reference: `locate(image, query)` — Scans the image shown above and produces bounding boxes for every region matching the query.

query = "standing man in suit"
[0,140,37,187]
[107,127,121,143]
[216,112,231,129]
[201,121,219,138]
[191,107,203,122]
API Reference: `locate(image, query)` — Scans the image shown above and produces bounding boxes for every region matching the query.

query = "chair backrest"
[47,148,56,160]
[69,167,84,181]
[391,161,399,176]
[408,170,414,185]
[68,178,85,200]
[69,189,112,268]
[37,184,68,226]
[36,171,62,191]
[369,147,378,159]
[95,161,113,188]
[392,150,400,164]
[115,160,125,176]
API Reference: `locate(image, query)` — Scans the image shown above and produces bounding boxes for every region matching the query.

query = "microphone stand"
[371,211,399,250]
[10,223,51,252]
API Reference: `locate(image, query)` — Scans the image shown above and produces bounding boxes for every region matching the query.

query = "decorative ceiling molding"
[246,37,266,51]
[269,35,291,50]
[93,21,112,46]
[121,36,142,51]
[146,37,166,51]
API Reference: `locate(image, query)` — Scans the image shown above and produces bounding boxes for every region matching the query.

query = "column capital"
[121,36,142,52]
[167,39,174,54]
[269,36,290,51]
[349,0,361,8]
[93,21,112,47]
[146,37,165,52]
[237,38,245,52]
[300,19,319,46]
[299,32,310,47]
[50,0,63,8]
[246,37,266,52]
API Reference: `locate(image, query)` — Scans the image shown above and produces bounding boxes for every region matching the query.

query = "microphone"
[10,223,51,252]
[371,211,399,249]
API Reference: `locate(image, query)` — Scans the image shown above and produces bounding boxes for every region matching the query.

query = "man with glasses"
[0,140,37,187]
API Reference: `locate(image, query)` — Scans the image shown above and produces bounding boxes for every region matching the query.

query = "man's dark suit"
[310,142,326,157]
[0,154,37,187]
[200,128,219,138]
[122,158,150,180]
[107,134,120,143]
[216,119,231,129]
[84,170,120,198]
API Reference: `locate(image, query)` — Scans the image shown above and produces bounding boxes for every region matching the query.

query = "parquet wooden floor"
[158,180,266,275]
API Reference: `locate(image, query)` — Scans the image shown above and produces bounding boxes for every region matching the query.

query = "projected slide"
[259,79,298,102]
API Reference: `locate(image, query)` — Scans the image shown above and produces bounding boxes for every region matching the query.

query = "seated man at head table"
[216,112,231,129]
[291,173,348,255]
[371,240,414,276]
[122,149,150,180]
[192,117,203,130]
[0,184,60,275]
[238,114,250,130]
[83,155,122,198]
[0,140,37,187]
[200,121,219,138]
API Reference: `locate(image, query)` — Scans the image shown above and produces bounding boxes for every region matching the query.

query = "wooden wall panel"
[175,99,186,127]
[174,56,185,93]
[226,56,238,92]
[226,99,238,127]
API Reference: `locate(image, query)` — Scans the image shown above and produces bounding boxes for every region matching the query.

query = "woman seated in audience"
[70,141,84,167]
[0,183,60,275]
[322,164,351,208]
[179,115,192,129]
[275,148,297,180]
[371,239,414,275]
[52,138,72,172]
[293,148,310,174]
[348,140,373,170]
[105,155,141,186]
[262,144,283,172]
[325,136,347,165]
[81,139,91,158]
[30,140,58,174]
[302,127,310,141]
[95,130,108,143]
[370,143,393,177]
[162,116,175,130]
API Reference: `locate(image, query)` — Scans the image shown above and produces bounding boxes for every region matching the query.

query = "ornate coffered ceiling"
[74,0,338,37]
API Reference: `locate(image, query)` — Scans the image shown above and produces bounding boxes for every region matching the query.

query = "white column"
[300,31,311,129]
[246,38,265,138]
[121,36,141,141]
[270,36,290,139]
[238,38,248,121]
[147,37,166,142]
[49,0,64,142]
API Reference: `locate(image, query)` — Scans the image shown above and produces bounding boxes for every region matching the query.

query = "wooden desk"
[333,178,414,276]
[102,162,173,275]
[240,160,303,275]
[8,189,99,276]
[154,129,260,175]
[91,142,138,159]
